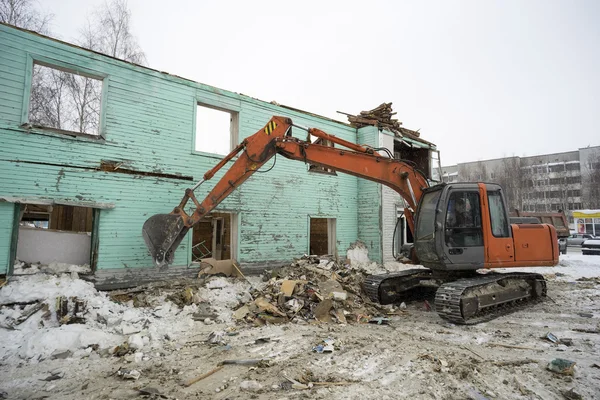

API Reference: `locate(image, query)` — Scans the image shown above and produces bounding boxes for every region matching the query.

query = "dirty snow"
[0,253,599,399]
[0,273,199,364]
[12,261,92,275]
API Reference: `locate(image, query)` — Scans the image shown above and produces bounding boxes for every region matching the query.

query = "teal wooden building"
[0,24,438,288]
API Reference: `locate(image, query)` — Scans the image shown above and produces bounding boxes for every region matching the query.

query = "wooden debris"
[182,365,223,387]
[461,345,484,360]
[312,381,353,386]
[486,343,541,351]
[339,102,420,138]
[571,327,600,334]
[492,358,538,367]
[219,358,268,366]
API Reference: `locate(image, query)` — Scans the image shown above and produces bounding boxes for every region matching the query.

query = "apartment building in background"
[442,146,600,225]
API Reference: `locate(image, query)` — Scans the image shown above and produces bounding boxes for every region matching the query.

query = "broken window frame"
[192,99,240,158]
[308,138,337,175]
[22,55,109,140]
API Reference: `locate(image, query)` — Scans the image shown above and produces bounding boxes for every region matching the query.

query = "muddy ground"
[1,275,599,400]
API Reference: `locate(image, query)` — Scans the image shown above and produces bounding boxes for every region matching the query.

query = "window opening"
[29,63,103,136]
[195,104,238,155]
[308,139,337,175]
[16,204,94,267]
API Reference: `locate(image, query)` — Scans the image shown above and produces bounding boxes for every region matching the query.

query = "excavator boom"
[142,116,429,267]
[143,116,558,324]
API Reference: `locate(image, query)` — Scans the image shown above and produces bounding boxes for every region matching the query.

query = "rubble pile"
[0,243,397,364]
[229,254,399,326]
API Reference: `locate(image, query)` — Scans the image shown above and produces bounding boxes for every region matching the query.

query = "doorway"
[191,212,237,262]
[309,217,336,256]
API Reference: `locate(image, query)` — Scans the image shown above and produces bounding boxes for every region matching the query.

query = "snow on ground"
[498,252,600,281]
[1,253,599,399]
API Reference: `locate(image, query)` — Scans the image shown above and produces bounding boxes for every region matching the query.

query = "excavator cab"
[414,182,559,271]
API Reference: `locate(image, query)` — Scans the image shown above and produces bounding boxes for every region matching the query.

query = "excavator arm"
[142,116,429,267]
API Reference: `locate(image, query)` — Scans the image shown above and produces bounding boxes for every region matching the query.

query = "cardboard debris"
[314,299,333,323]
[254,297,287,317]
[198,258,241,277]
[233,305,250,320]
[318,280,347,301]
[280,280,298,296]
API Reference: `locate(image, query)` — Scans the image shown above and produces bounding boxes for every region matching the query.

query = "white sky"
[42,0,600,165]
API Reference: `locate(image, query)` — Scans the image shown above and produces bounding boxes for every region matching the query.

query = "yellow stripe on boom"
[264,121,277,135]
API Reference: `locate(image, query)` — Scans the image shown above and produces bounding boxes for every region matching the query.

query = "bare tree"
[0,0,52,33]
[494,157,522,211]
[82,0,146,65]
[458,162,488,182]
[583,151,600,209]
[20,1,145,135]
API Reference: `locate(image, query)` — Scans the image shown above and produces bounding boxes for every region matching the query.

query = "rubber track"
[363,269,430,303]
[434,272,547,325]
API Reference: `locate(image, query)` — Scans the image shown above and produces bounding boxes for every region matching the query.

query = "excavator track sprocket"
[434,272,546,325]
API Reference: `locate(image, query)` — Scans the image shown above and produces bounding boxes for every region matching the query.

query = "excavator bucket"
[142,213,189,268]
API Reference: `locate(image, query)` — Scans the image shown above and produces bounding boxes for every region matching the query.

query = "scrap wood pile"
[342,102,421,139]
[231,255,402,326]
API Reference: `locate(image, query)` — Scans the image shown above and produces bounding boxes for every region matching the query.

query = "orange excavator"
[143,116,559,324]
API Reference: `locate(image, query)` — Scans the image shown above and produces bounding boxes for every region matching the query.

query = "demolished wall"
[0,24,360,285]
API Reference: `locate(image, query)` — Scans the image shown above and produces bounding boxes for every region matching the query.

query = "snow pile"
[12,261,91,275]
[0,273,197,364]
[197,276,257,323]
[346,241,371,265]
[345,241,385,274]
[383,261,427,273]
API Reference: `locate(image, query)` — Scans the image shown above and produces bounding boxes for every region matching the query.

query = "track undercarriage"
[363,270,546,324]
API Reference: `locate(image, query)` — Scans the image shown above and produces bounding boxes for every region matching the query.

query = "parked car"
[567,233,595,246]
[582,238,600,255]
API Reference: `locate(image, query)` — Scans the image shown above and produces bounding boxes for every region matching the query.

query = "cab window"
[445,191,483,247]
[488,191,510,237]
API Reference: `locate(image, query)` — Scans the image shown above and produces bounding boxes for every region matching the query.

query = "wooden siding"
[0,24,364,275]
[0,203,14,274]
[356,126,382,262]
